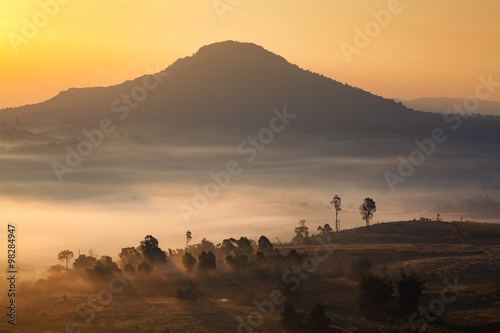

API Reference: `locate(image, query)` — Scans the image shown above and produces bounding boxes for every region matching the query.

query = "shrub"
[356,273,394,319]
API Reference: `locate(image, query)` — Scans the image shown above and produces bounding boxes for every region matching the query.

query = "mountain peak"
[194,40,268,57]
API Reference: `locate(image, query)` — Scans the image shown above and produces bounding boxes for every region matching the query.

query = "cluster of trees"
[356,270,426,320]
[55,235,168,277]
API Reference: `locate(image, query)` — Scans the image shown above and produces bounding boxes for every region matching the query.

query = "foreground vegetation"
[1,220,499,332]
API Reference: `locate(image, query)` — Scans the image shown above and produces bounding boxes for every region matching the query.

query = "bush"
[396,270,425,312]
[281,304,300,330]
[304,303,331,329]
[356,273,394,319]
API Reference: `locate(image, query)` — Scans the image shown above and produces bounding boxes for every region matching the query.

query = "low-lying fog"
[1,131,499,269]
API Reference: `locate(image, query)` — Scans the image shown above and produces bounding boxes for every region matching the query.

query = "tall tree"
[359,198,376,226]
[186,230,192,248]
[258,235,274,256]
[140,235,167,267]
[118,247,142,268]
[220,238,237,255]
[235,237,253,256]
[198,251,216,271]
[331,195,342,232]
[58,250,74,269]
[182,252,197,271]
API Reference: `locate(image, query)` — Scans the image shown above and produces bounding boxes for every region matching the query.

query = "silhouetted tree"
[198,251,216,271]
[281,304,300,329]
[305,304,331,329]
[235,237,253,256]
[350,257,372,280]
[182,252,196,271]
[73,254,97,270]
[331,195,342,232]
[118,247,142,268]
[396,270,426,312]
[225,254,251,271]
[137,261,152,275]
[93,256,119,275]
[359,198,376,226]
[58,250,74,269]
[292,219,310,244]
[356,273,394,319]
[220,238,237,255]
[258,235,274,256]
[140,235,167,267]
[317,223,333,234]
[199,238,216,253]
[186,230,192,248]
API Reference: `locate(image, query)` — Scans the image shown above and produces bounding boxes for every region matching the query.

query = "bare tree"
[331,195,342,232]
[58,250,74,269]
[359,198,376,227]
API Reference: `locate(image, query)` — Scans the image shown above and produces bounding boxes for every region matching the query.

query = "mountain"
[1,41,499,223]
[2,41,498,143]
[401,97,500,116]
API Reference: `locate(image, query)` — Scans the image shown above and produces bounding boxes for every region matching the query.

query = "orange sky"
[1,0,499,109]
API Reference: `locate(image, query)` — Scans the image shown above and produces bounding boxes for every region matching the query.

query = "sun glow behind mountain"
[1,0,499,109]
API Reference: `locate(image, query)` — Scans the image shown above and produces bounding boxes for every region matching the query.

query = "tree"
[186,230,192,248]
[225,254,251,271]
[198,251,216,271]
[58,250,74,269]
[182,252,197,271]
[137,261,152,275]
[220,238,237,255]
[73,254,97,270]
[396,270,426,312]
[140,235,167,267]
[331,195,342,232]
[295,219,309,238]
[359,198,376,226]
[118,247,142,268]
[235,237,253,256]
[317,223,333,234]
[258,235,274,256]
[356,273,394,319]
[305,304,331,329]
[281,304,300,329]
[93,256,119,275]
[292,219,310,245]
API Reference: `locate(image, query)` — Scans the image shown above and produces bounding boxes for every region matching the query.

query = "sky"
[1,0,500,110]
